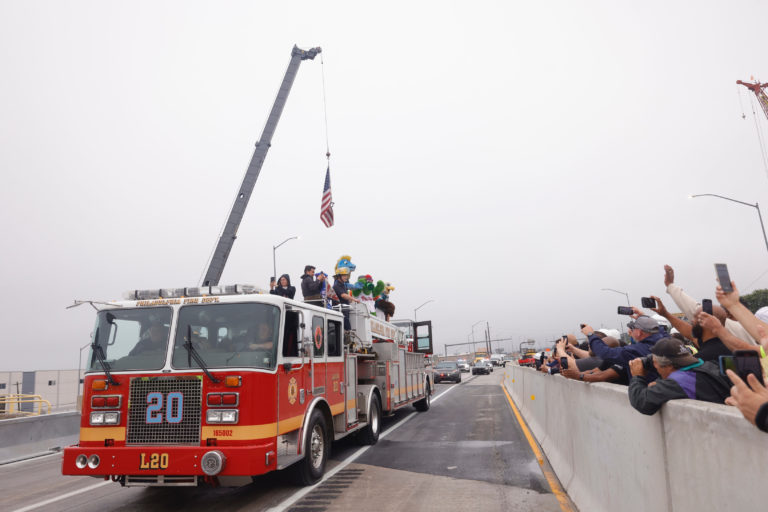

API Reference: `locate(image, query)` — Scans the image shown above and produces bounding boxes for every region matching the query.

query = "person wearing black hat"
[627,337,731,415]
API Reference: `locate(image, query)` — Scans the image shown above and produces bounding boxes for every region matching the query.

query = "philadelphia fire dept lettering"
[145,392,184,424]
[139,452,169,470]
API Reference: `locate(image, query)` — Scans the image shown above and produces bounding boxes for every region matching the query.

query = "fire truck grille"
[127,378,202,445]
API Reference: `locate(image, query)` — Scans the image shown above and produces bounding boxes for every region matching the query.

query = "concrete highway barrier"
[0,412,79,464]
[504,365,768,512]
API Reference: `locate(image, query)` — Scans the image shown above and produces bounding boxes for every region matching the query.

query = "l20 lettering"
[139,452,169,470]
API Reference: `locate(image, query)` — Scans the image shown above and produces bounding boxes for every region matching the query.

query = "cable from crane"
[737,84,746,119]
[320,53,331,163]
[743,266,768,292]
[748,94,768,180]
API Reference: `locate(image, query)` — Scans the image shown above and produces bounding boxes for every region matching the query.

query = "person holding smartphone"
[649,295,732,363]
[715,281,768,350]
[662,264,756,344]
[581,316,666,384]
[627,337,731,415]
[270,274,296,299]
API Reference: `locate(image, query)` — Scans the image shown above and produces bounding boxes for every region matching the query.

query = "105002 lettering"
[145,392,184,424]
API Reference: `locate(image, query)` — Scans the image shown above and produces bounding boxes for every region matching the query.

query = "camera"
[560,356,569,370]
[640,354,655,371]
[617,306,634,315]
[641,297,656,308]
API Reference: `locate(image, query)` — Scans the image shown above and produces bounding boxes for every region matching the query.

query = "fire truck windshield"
[88,307,172,372]
[171,303,280,370]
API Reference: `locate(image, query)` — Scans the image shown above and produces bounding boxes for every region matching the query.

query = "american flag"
[320,166,334,227]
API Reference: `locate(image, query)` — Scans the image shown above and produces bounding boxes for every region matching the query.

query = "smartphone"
[270,276,276,283]
[641,297,656,308]
[715,263,734,293]
[702,299,713,315]
[560,357,569,370]
[720,350,765,387]
[617,306,634,315]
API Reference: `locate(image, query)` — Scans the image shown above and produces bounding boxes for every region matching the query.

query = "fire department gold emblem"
[288,377,298,405]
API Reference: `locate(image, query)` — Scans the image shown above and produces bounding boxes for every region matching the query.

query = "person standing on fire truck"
[333,268,360,330]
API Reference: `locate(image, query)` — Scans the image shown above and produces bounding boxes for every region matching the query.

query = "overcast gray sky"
[3,1,768,370]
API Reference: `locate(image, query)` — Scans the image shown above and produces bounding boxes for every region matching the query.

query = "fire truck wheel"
[294,409,329,485]
[358,393,381,445]
[414,383,431,412]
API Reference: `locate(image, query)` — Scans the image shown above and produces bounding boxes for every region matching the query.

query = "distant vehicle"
[490,354,505,367]
[457,361,470,372]
[472,361,491,375]
[518,348,538,368]
[434,361,462,383]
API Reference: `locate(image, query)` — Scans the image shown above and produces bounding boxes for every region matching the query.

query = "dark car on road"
[472,360,491,375]
[433,361,462,383]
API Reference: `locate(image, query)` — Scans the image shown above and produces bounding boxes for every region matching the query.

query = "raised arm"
[650,295,694,341]
[663,265,699,320]
[697,311,758,353]
[716,283,768,344]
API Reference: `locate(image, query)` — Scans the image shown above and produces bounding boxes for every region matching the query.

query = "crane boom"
[737,79,768,121]
[202,45,321,287]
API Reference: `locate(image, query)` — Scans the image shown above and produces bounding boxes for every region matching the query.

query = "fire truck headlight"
[221,410,238,423]
[90,412,105,425]
[207,409,238,424]
[87,454,101,469]
[103,412,120,425]
[75,454,88,469]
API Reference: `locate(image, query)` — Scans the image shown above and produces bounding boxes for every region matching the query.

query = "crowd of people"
[269,260,394,330]
[534,264,768,434]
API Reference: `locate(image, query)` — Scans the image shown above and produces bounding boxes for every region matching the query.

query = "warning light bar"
[123,284,264,300]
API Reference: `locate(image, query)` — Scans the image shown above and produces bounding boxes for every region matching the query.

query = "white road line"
[11,381,466,512]
[11,481,111,512]
[0,452,60,468]
[268,382,461,512]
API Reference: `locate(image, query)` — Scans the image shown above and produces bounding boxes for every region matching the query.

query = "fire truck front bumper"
[62,441,278,480]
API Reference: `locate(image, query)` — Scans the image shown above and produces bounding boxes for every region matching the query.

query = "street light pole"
[272,236,299,280]
[414,299,435,321]
[601,288,630,306]
[690,194,768,256]
[470,320,484,355]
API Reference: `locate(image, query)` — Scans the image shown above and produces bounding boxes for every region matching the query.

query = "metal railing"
[0,394,51,416]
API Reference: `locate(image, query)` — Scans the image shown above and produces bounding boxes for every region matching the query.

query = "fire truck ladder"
[202,45,321,287]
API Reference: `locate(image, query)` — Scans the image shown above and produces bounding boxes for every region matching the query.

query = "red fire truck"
[62,45,435,487]
[62,286,434,486]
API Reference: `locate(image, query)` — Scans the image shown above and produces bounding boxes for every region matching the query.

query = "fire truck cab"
[62,285,434,487]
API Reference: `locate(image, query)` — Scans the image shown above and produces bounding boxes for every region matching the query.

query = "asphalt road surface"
[1,368,573,512]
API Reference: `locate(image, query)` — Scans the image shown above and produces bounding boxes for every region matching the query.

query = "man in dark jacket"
[628,337,731,415]
[300,265,325,306]
[270,274,296,299]
[581,316,666,382]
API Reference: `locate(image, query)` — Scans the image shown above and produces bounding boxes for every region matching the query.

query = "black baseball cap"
[651,337,699,367]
